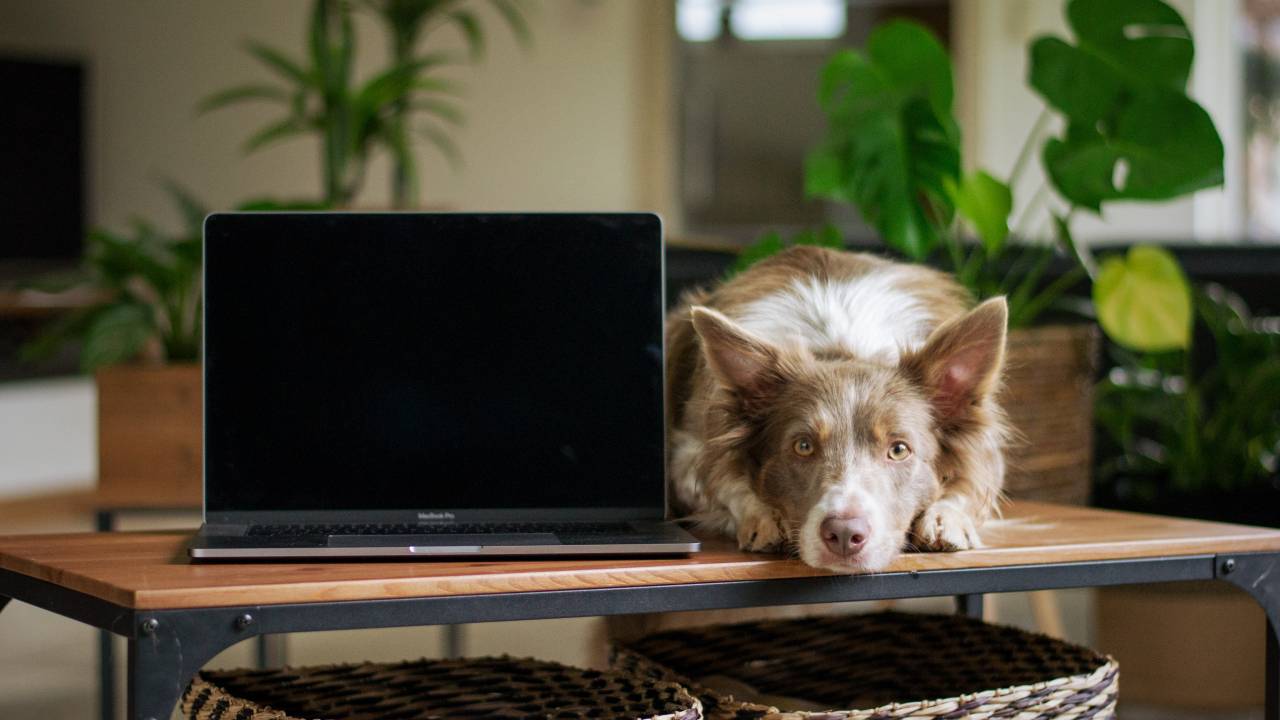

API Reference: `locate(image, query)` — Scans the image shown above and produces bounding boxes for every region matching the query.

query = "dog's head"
[690,297,1007,573]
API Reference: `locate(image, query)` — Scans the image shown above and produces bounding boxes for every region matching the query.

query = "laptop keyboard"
[245,522,633,537]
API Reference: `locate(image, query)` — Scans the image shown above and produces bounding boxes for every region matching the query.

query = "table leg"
[126,613,229,720]
[954,594,984,620]
[96,510,116,720]
[256,633,287,667]
[1268,617,1278,720]
[1216,553,1280,720]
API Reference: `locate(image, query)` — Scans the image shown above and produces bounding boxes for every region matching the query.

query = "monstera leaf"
[806,21,960,260]
[1029,0,1223,211]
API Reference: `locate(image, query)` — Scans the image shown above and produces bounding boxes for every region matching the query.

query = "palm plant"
[22,184,207,370]
[201,0,530,208]
[364,0,531,206]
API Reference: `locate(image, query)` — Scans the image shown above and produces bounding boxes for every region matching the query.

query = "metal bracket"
[1215,552,1280,720]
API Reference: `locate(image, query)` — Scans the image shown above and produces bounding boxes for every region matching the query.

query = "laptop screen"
[203,213,664,517]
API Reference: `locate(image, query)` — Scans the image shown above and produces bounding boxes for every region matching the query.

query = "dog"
[666,246,1008,573]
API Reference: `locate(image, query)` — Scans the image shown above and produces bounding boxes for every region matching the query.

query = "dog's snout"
[820,516,870,557]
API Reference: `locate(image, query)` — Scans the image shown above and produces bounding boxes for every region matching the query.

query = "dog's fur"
[667,246,1008,573]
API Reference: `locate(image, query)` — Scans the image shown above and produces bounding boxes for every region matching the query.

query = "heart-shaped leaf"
[1094,245,1192,351]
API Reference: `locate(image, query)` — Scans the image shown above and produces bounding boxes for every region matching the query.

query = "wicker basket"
[612,612,1118,720]
[182,655,702,720]
[1002,324,1100,505]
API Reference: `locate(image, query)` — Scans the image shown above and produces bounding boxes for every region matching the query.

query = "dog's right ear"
[690,306,787,405]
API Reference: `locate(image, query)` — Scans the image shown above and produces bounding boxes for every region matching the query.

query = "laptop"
[189,212,700,559]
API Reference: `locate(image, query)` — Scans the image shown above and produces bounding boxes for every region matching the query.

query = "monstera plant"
[797,0,1220,350]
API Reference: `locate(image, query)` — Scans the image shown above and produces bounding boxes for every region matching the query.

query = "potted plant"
[201,0,530,208]
[23,185,209,504]
[736,0,1222,505]
[23,188,327,505]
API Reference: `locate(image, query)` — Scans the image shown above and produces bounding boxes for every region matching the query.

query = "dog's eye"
[888,441,912,461]
[793,438,815,457]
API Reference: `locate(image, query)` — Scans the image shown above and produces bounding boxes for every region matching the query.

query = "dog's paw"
[735,511,786,552]
[911,500,981,552]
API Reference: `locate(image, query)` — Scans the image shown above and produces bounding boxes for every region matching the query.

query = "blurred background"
[0,0,1277,718]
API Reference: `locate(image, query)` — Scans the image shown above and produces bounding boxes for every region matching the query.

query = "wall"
[0,0,670,499]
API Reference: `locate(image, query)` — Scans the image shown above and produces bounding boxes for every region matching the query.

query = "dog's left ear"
[902,297,1007,421]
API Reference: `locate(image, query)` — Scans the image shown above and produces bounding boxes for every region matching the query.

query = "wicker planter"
[1001,324,1100,505]
[182,656,702,720]
[612,612,1118,720]
[96,363,202,507]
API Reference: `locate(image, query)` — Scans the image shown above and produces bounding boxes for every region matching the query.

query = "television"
[0,56,85,277]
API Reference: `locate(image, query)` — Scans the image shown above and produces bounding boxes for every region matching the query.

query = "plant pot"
[96,363,202,508]
[1001,323,1100,505]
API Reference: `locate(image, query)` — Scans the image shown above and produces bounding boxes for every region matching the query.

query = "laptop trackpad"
[327,533,560,548]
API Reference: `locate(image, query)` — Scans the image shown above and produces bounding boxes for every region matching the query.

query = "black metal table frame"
[2,551,1277,720]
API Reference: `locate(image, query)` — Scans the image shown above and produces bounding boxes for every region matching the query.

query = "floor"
[0,492,1264,719]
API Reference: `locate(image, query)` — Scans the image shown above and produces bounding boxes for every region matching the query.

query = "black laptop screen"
[203,213,664,515]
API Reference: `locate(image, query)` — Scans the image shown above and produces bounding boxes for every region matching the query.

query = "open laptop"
[189,213,699,559]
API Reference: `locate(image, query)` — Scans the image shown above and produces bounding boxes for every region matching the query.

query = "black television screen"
[0,57,84,266]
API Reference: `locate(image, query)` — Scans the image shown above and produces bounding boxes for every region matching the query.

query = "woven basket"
[612,612,1118,720]
[1002,324,1100,505]
[182,655,702,720]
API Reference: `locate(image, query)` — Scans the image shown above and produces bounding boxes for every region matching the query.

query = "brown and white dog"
[666,246,1008,573]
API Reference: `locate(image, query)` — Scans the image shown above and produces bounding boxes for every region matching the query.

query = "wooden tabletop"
[2,501,1278,611]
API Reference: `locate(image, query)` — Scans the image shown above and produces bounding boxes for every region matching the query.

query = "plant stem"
[1011,181,1049,241]
[1008,107,1052,189]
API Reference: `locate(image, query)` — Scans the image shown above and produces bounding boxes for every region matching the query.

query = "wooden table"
[2,500,1279,719]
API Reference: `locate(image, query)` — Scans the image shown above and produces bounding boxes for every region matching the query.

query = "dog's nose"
[820,516,870,557]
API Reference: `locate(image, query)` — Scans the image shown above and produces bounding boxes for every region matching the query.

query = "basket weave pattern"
[182,655,702,720]
[612,612,1118,720]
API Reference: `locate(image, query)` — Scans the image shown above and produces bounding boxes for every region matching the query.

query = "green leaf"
[1042,93,1223,211]
[244,116,310,153]
[1028,37,1124,127]
[197,84,291,114]
[1068,0,1193,90]
[1094,245,1192,351]
[489,0,533,50]
[161,180,209,239]
[450,10,484,61]
[1028,0,1221,211]
[949,170,1012,255]
[806,21,960,260]
[865,19,954,118]
[420,122,461,169]
[732,232,785,275]
[245,42,313,87]
[411,98,465,125]
[80,303,155,371]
